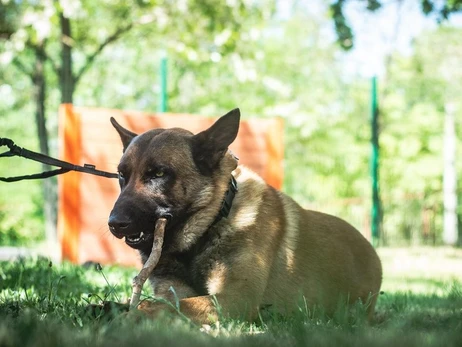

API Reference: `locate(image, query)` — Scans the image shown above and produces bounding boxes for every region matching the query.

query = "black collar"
[211,175,238,226]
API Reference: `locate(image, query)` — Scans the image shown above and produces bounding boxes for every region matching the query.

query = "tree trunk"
[443,103,458,245]
[33,41,57,245]
[60,13,74,103]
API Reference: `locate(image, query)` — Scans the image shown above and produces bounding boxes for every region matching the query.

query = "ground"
[0,247,461,346]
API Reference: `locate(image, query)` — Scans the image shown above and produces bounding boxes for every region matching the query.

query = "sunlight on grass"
[378,247,462,295]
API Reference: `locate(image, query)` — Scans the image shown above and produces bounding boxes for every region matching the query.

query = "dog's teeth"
[127,233,142,242]
[140,232,145,238]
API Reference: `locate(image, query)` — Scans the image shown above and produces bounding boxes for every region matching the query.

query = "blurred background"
[0,0,461,256]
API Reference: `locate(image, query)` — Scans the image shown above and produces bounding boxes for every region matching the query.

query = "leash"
[0,137,118,182]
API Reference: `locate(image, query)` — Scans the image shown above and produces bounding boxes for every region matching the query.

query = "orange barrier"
[58,105,284,266]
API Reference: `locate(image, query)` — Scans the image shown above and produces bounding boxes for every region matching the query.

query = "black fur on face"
[108,109,241,253]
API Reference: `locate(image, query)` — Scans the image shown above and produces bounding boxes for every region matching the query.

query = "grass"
[0,247,461,346]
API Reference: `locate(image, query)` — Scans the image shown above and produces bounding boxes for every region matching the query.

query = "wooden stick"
[129,217,167,310]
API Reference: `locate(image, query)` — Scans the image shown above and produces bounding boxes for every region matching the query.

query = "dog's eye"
[147,170,165,179]
[118,172,126,188]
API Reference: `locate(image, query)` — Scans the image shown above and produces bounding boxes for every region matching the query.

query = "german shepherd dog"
[108,109,382,324]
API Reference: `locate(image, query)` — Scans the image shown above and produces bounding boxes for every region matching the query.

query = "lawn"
[0,247,461,347]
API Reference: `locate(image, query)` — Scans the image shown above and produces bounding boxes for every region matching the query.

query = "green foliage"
[330,0,462,50]
[379,26,462,244]
[1,1,461,246]
[0,0,274,245]
[0,90,44,245]
[76,10,461,245]
[330,0,354,50]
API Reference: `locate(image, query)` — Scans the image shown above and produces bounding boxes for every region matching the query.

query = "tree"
[0,0,274,245]
[330,0,462,50]
[1,0,151,244]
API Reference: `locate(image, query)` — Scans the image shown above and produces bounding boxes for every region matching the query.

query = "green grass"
[1,248,461,346]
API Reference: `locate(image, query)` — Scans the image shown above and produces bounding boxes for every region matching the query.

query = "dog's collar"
[211,175,238,226]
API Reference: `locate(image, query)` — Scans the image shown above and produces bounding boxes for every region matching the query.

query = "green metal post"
[158,55,168,112]
[370,76,381,247]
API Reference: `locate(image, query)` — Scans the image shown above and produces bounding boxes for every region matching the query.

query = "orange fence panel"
[58,105,284,266]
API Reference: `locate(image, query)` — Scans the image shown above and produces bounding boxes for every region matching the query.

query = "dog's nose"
[108,215,130,238]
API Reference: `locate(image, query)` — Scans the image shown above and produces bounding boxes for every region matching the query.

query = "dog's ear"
[192,108,240,175]
[110,117,137,152]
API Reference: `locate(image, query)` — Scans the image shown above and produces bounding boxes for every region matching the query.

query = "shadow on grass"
[0,257,461,347]
[0,257,134,318]
[375,286,462,332]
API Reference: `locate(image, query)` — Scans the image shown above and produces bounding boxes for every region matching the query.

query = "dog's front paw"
[137,300,165,317]
[136,300,185,322]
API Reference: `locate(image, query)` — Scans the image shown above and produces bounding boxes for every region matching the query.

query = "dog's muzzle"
[108,211,172,249]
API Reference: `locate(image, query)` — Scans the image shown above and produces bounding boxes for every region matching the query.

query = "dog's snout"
[108,220,130,229]
[108,214,131,238]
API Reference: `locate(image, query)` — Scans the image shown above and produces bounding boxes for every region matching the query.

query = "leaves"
[329,0,462,50]
[0,1,461,246]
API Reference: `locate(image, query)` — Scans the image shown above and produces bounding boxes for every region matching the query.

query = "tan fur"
[139,160,382,323]
[109,112,382,324]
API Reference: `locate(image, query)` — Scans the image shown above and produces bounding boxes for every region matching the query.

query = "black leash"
[0,137,118,182]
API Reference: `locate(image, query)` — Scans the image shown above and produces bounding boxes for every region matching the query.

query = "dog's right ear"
[110,117,137,152]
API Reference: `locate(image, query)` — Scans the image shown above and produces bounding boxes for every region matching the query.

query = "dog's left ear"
[192,108,240,175]
[110,117,138,152]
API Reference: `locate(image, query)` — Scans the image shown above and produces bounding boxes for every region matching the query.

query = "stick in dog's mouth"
[129,217,168,310]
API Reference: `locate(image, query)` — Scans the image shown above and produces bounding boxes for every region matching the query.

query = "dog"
[107,108,382,324]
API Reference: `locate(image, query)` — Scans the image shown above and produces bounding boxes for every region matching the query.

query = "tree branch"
[74,22,133,84]
[25,39,61,76]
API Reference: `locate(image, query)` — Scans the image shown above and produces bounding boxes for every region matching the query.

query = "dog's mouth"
[124,231,154,248]
[124,213,172,248]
